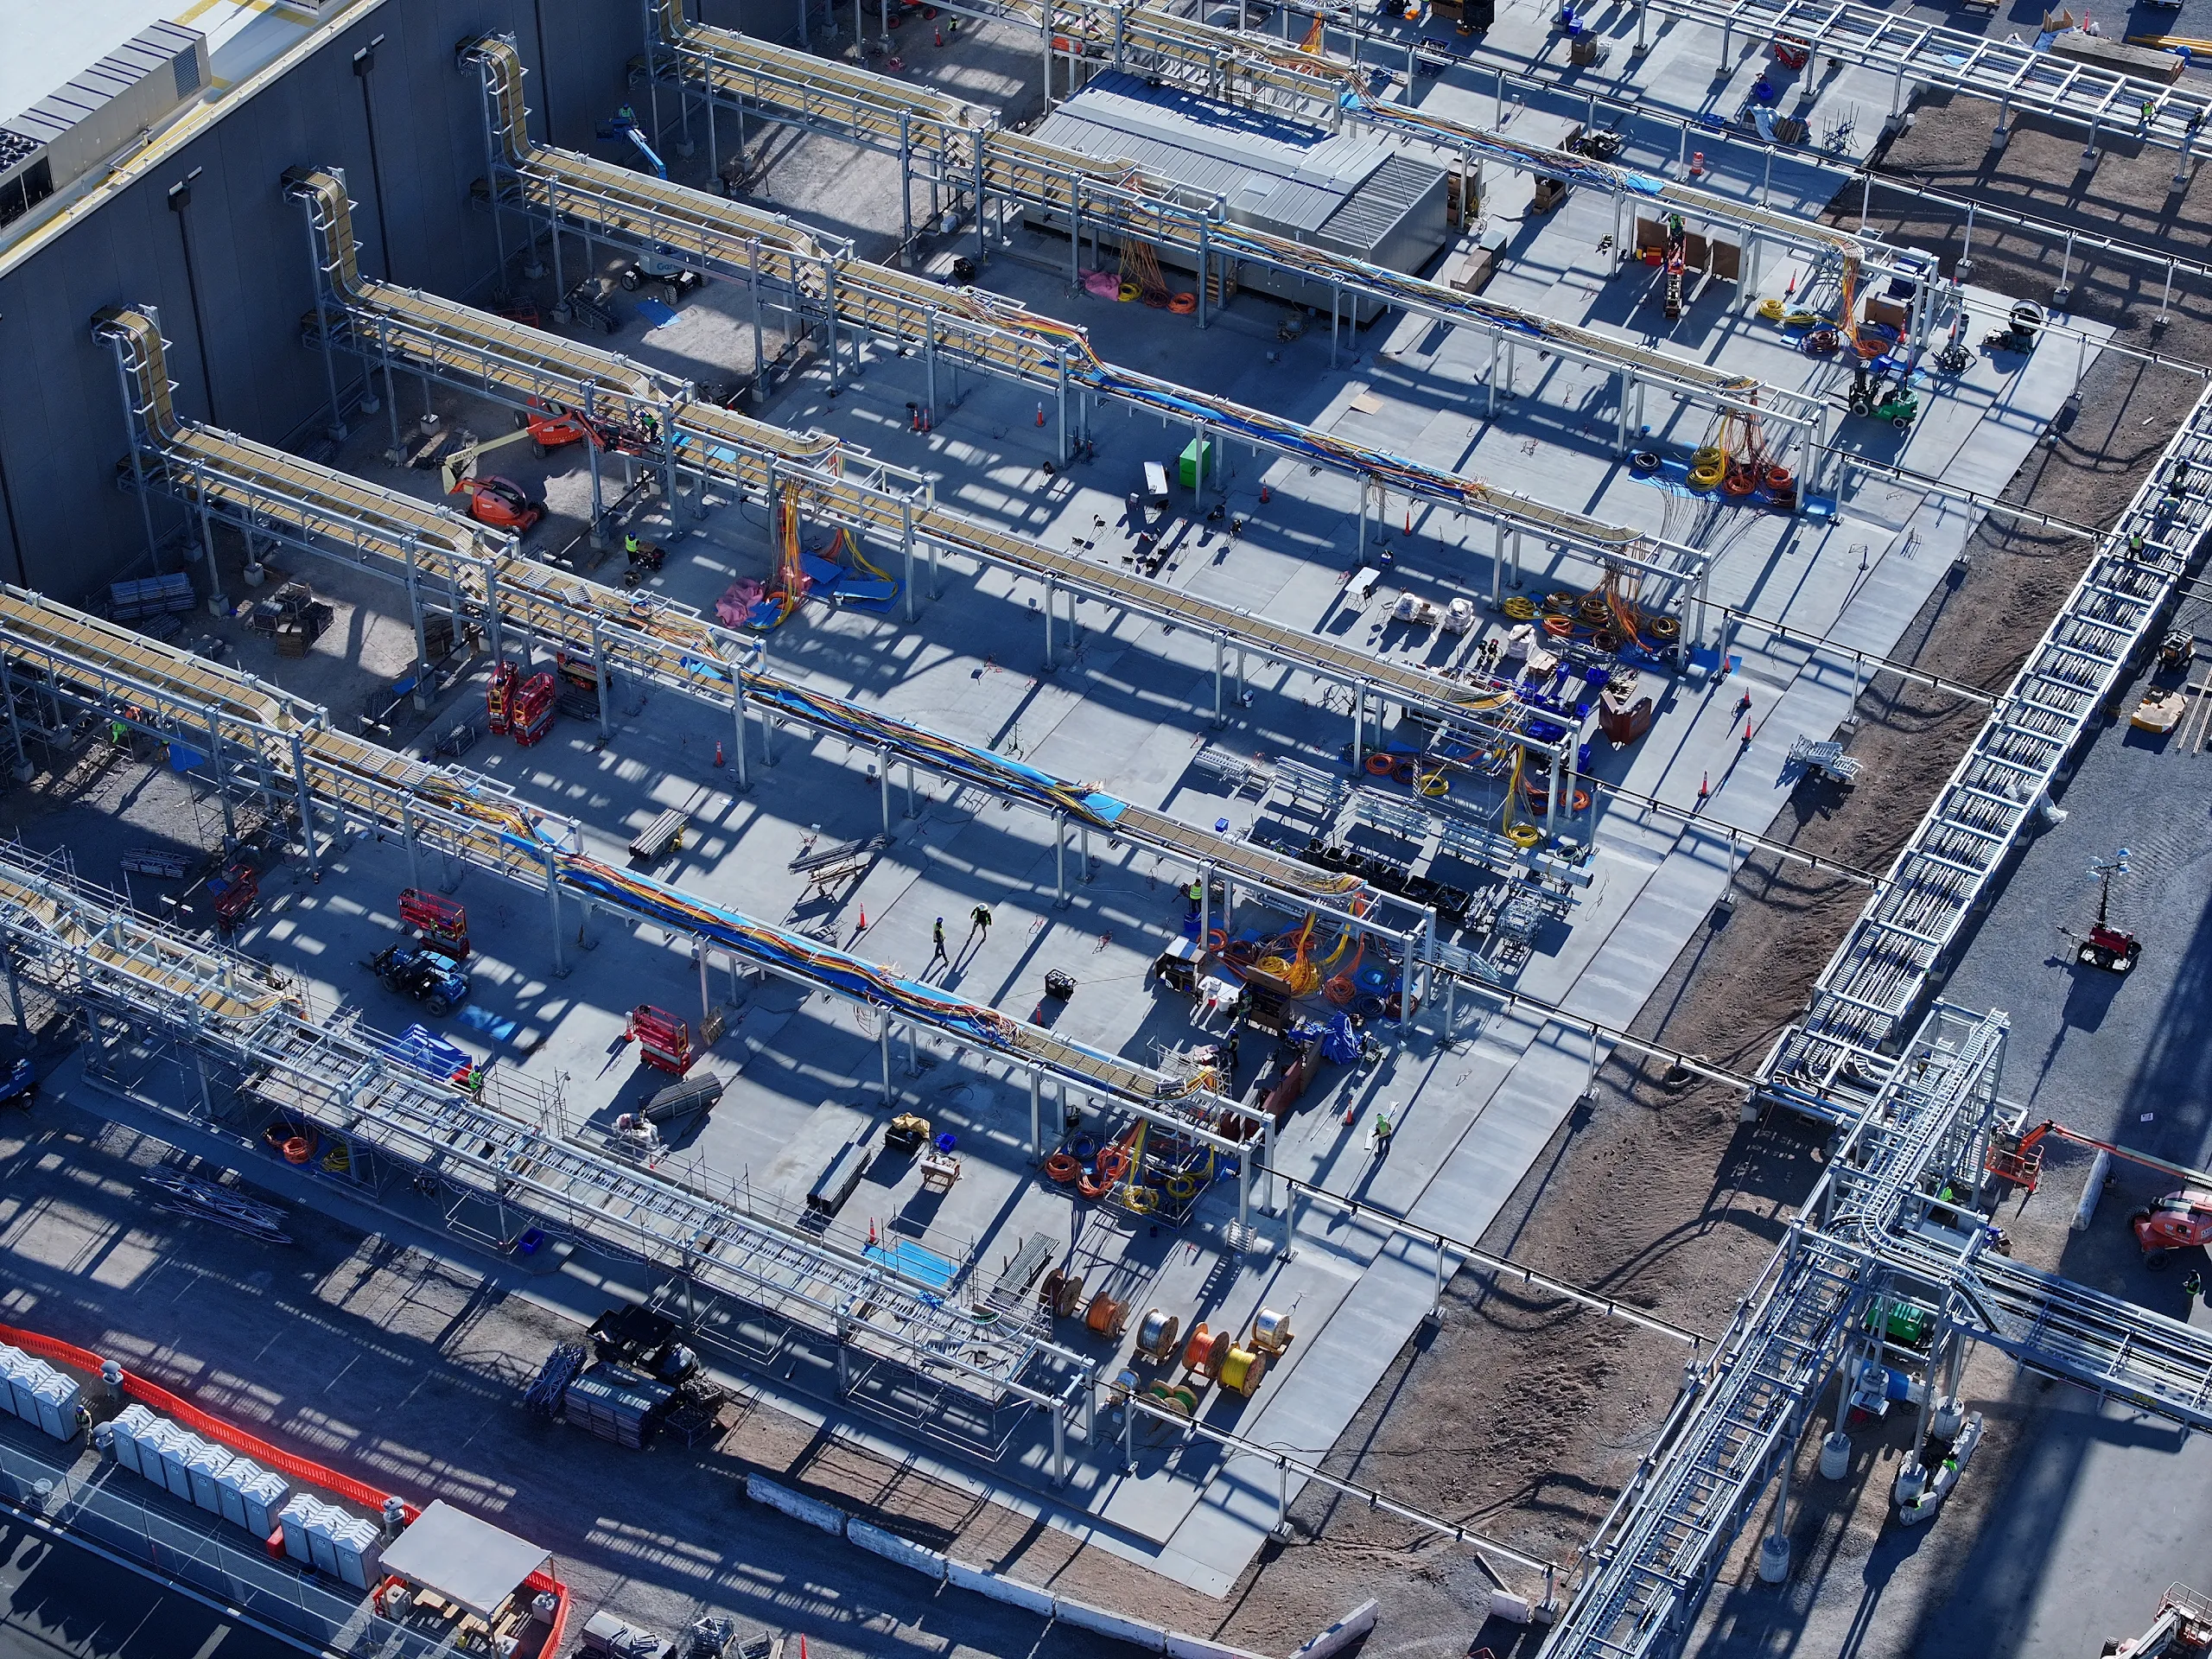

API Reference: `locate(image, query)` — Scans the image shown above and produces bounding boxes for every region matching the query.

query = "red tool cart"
[209,863,259,929]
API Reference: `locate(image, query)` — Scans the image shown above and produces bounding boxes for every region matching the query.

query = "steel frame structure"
[286,167,1599,844]
[640,3,1834,478]
[0,842,1099,1461]
[0,582,1286,1226]
[1637,0,2212,163]
[469,36,1726,626]
[1764,381,2212,1106]
[1543,1002,2212,1657]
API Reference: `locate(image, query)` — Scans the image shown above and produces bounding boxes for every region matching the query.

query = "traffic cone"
[934,26,943,44]
[1742,718,1754,744]
[714,740,724,766]
[1260,482,1271,503]
[1404,505,1413,536]
[1698,772,1710,800]
[1691,149,1706,175]
[1784,272,1796,298]
[1036,403,1046,427]
[857,905,866,931]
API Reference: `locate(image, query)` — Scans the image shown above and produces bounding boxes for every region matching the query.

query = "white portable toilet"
[184,1439,232,1513]
[0,1348,40,1421]
[130,1421,179,1490]
[327,1516,383,1591]
[156,1428,200,1501]
[28,1366,80,1441]
[107,1404,157,1475]
[304,1502,344,1576]
[277,1493,321,1565]
[217,1459,289,1537]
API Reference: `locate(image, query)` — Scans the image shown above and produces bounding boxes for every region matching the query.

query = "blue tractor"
[369,943,471,1017]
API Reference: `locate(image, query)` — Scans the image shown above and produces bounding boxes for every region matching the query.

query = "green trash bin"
[1178,437,1213,488]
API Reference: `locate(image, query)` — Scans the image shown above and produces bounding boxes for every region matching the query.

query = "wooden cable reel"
[1135,1306,1180,1361]
[1249,1306,1295,1356]
[1218,1344,1266,1396]
[1084,1289,1129,1338]
[1053,1272,1088,1319]
[1182,1323,1230,1382]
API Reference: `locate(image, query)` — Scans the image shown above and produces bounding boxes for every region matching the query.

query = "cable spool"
[1044,1151,1081,1184]
[1250,1307,1295,1354]
[1542,590,1577,614]
[1417,771,1450,798]
[1165,1173,1200,1202]
[1542,615,1575,638]
[1085,1290,1129,1337]
[1363,752,1395,775]
[1040,1267,1067,1309]
[1168,292,1198,315]
[1722,467,1758,497]
[1390,759,1417,784]
[282,1131,317,1165]
[1690,445,1724,471]
[1183,1324,1230,1376]
[1117,281,1141,302]
[1053,1272,1088,1319]
[1687,463,1725,493]
[1325,973,1357,1004]
[1592,629,1622,654]
[1283,960,1320,997]
[1219,1345,1267,1396]
[1165,1384,1199,1415]
[1255,955,1291,979]
[1628,450,1662,475]
[1762,463,1795,493]
[1508,823,1544,849]
[1757,297,1785,321]
[1502,596,1536,620]
[1135,1307,1180,1360]
[1648,615,1681,642]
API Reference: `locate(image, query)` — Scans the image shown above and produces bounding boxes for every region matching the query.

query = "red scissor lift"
[627,1005,692,1075]
[397,888,470,961]
[512,672,557,747]
[208,863,259,930]
[486,661,518,735]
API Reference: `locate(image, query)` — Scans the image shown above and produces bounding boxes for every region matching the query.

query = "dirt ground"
[1185,96,2212,1659]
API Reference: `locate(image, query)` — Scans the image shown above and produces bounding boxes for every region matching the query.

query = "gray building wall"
[0,0,656,602]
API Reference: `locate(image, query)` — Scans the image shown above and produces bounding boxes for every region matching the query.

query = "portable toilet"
[0,1347,37,1421]
[217,1459,289,1537]
[155,1427,200,1501]
[28,1365,80,1441]
[304,1502,344,1575]
[126,1420,175,1487]
[107,1404,157,1475]
[277,1493,321,1564]
[327,1515,384,1591]
[184,1439,232,1513]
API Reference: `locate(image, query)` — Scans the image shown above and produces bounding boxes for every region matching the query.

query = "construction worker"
[1185,879,1204,921]
[639,410,658,443]
[1224,1025,1241,1080]
[969,903,993,943]
[1369,1110,1394,1154]
[616,103,637,127]
[929,917,949,970]
[2128,530,2145,556]
[625,531,640,557]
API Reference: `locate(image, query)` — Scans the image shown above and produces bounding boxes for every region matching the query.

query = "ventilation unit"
[0,22,210,231]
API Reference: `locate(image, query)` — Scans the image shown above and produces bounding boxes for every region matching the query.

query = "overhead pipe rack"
[1759,372,2212,1110]
[0,582,1285,1237]
[1545,1001,2212,1658]
[467,38,1715,671]
[0,843,1101,1464]
[95,306,1420,983]
[284,168,1592,855]
[1636,0,2212,166]
[641,3,1834,482]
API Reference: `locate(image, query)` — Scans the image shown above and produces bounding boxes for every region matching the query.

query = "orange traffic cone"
[1742,719,1754,745]
[857,905,867,930]
[934,26,943,44]
[1260,482,1271,503]
[1035,403,1046,427]
[714,740,724,766]
[1698,772,1710,800]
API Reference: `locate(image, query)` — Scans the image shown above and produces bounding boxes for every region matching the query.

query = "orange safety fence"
[0,1318,419,1522]
[523,1567,571,1656]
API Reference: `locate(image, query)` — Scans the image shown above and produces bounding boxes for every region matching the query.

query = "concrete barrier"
[947,1558,1056,1617]
[847,1518,947,1583]
[1053,1593,1169,1651]
[745,1474,845,1535]
[1291,1599,1376,1659]
[1167,1631,1275,1659]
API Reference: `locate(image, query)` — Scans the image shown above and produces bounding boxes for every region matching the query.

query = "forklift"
[1847,361,1918,429]
[2067,848,2141,974]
